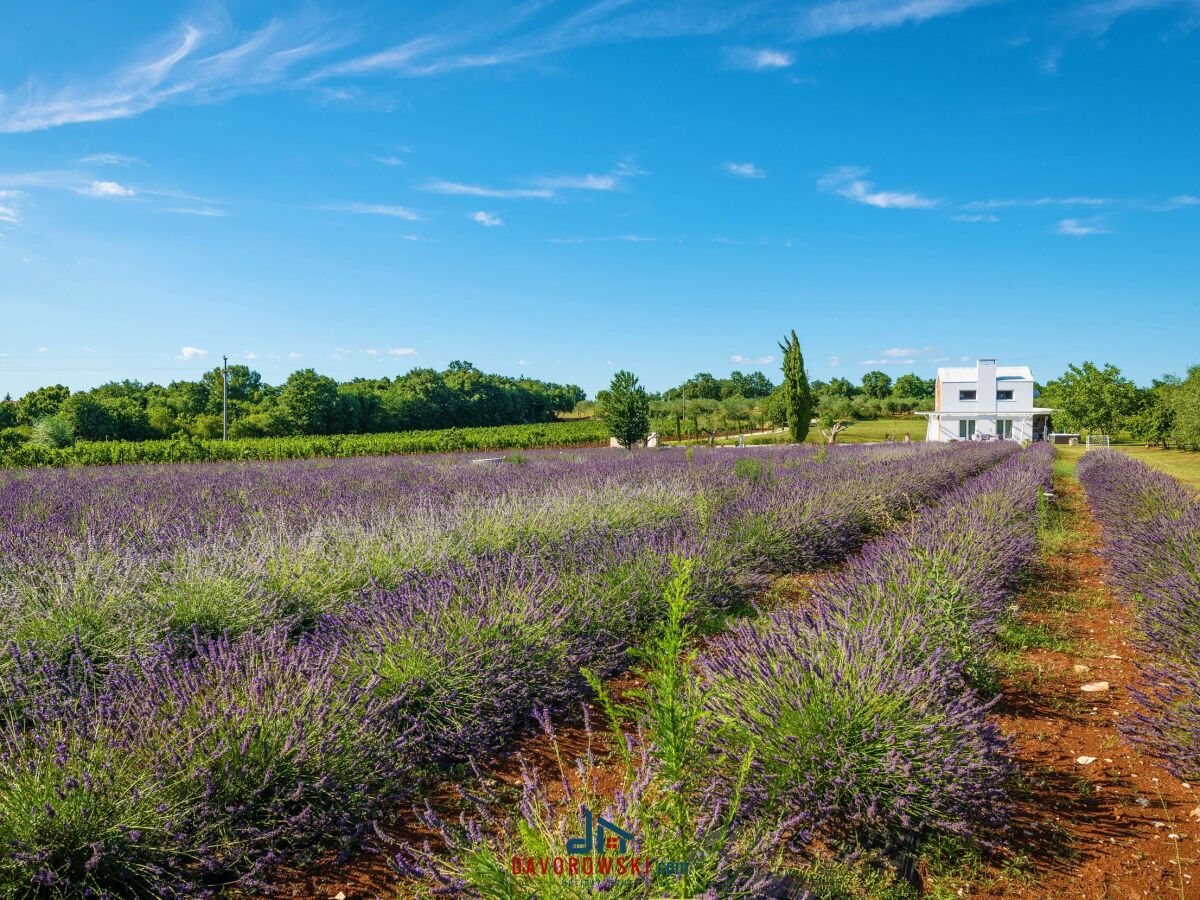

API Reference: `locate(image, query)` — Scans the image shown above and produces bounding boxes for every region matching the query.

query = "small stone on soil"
[1081,680,1110,692]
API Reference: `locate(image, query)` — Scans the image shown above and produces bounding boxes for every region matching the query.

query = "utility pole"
[222,354,229,441]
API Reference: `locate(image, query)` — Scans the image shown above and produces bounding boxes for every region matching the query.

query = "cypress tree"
[778,330,813,443]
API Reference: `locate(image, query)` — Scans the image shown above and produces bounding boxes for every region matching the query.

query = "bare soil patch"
[965,476,1200,899]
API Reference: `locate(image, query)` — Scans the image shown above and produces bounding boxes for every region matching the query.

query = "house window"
[958,419,976,439]
[959,390,977,401]
[997,390,1014,401]
[997,419,1013,439]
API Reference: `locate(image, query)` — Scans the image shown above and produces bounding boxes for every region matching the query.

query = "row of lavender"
[0,443,1014,896]
[1076,450,1200,783]
[699,442,1055,860]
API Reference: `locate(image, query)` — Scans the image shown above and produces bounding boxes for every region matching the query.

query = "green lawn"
[1057,443,1200,490]
[688,417,925,446]
[807,417,923,444]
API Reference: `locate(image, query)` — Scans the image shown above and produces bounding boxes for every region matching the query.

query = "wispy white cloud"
[548,233,660,244]
[427,163,639,200]
[243,351,259,360]
[819,166,937,209]
[421,179,553,199]
[952,213,1000,222]
[1057,216,1110,236]
[860,357,915,365]
[325,202,419,220]
[1147,194,1200,211]
[0,191,20,225]
[529,173,619,191]
[80,180,136,198]
[828,355,841,367]
[78,152,145,166]
[882,347,921,357]
[386,347,415,356]
[316,4,749,81]
[163,205,228,217]
[0,13,348,133]
[177,346,208,360]
[727,47,794,70]
[730,354,776,365]
[800,0,999,39]
[725,162,766,178]
[287,351,303,360]
[471,210,503,227]
[962,195,1109,210]
[1067,0,1200,37]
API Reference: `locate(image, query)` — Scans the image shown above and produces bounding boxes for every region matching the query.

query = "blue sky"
[1,0,1198,397]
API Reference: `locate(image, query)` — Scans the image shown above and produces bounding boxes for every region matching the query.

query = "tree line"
[595,365,935,444]
[1039,361,1200,449]
[0,362,585,449]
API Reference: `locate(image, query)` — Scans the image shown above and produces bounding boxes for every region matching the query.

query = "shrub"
[700,614,1013,849]
[31,414,75,448]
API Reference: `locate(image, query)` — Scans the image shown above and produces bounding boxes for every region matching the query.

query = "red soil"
[968,477,1199,899]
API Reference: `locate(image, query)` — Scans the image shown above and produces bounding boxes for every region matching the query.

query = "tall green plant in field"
[778,330,813,443]
[397,559,783,898]
[601,370,652,449]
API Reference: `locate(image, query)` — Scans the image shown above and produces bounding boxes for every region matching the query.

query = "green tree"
[892,373,933,399]
[16,384,70,425]
[860,370,893,400]
[1170,366,1200,450]
[759,385,786,429]
[60,394,118,441]
[276,369,341,435]
[0,394,16,429]
[818,399,856,444]
[778,330,813,443]
[1127,376,1178,448]
[601,370,651,449]
[824,377,857,398]
[722,370,774,399]
[1041,361,1137,436]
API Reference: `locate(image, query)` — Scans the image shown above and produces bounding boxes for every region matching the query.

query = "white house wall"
[937,380,1034,414]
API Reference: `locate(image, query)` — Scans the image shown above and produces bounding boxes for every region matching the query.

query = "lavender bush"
[0,630,407,895]
[1077,449,1200,781]
[699,444,1053,853]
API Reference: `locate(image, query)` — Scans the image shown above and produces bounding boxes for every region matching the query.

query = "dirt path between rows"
[966,473,1200,899]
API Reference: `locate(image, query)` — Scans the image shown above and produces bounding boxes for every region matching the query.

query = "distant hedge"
[0,419,610,468]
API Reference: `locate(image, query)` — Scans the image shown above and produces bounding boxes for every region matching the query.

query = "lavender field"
[0,442,1046,896]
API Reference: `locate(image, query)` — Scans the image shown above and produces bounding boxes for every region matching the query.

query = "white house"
[917,358,1054,442]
